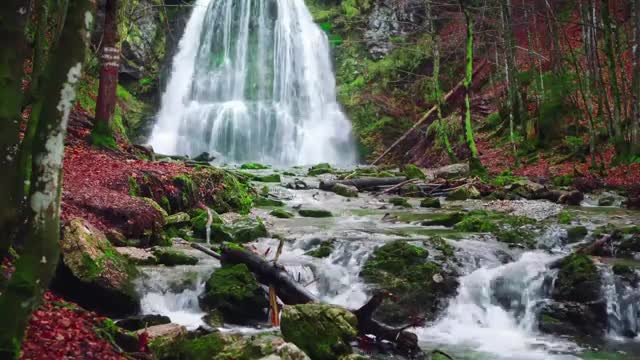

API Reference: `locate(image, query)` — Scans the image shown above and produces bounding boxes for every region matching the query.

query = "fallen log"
[191,244,423,357]
[319,177,407,191]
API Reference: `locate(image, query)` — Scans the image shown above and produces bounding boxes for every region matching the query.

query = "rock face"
[116,314,171,331]
[360,240,458,325]
[200,264,268,324]
[52,218,140,317]
[539,254,606,337]
[365,0,424,59]
[280,303,358,360]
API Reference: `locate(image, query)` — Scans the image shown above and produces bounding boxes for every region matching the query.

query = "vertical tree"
[0,0,94,357]
[0,1,31,256]
[501,0,519,164]
[601,0,624,152]
[92,0,120,148]
[458,0,484,174]
[633,0,640,155]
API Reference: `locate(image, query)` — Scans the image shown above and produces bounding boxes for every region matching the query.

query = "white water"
[418,251,580,359]
[600,265,640,339]
[149,0,356,165]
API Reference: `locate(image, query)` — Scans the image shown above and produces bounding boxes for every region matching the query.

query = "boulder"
[389,197,412,208]
[504,179,545,199]
[153,248,199,266]
[308,163,333,176]
[298,209,333,218]
[231,218,268,243]
[552,254,601,303]
[566,226,588,243]
[240,162,270,170]
[430,163,469,179]
[115,246,157,265]
[559,190,584,206]
[538,301,606,337]
[192,152,215,162]
[404,164,426,180]
[270,209,294,219]
[117,314,171,331]
[420,197,441,208]
[190,208,223,238]
[138,323,186,341]
[164,212,190,226]
[281,303,357,360]
[332,183,359,198]
[446,185,480,201]
[305,240,335,258]
[140,197,168,218]
[52,218,140,317]
[200,264,268,324]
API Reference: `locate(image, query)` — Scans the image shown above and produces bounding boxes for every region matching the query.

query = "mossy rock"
[558,210,572,224]
[253,174,281,183]
[299,209,333,218]
[190,208,223,238]
[389,197,411,208]
[453,214,497,232]
[404,164,426,179]
[232,219,268,243]
[305,240,334,258]
[54,218,140,316]
[270,209,294,219]
[281,303,357,360]
[308,163,333,176]
[200,264,268,324]
[421,212,464,227]
[445,185,480,201]
[240,162,270,170]
[420,197,441,208]
[191,168,253,214]
[552,254,601,303]
[140,197,169,218]
[566,226,588,243]
[360,240,457,324]
[153,248,199,266]
[253,196,285,207]
[332,183,358,197]
[164,212,190,226]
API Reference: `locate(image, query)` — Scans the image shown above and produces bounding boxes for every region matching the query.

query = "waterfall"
[600,264,640,339]
[418,252,579,359]
[149,0,356,165]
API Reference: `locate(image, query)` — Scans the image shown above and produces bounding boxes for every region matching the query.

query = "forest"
[1,0,640,359]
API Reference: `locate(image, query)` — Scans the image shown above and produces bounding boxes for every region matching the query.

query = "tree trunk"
[501,0,519,165]
[632,0,640,154]
[602,0,625,153]
[319,177,408,191]
[94,0,120,139]
[459,0,484,174]
[0,0,94,357]
[0,0,31,256]
[579,0,597,165]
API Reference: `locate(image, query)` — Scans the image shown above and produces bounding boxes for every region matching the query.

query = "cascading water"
[417,251,580,360]
[600,264,640,339]
[149,0,356,165]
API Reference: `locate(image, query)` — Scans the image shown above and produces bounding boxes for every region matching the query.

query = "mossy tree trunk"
[579,0,597,165]
[601,0,625,154]
[93,0,120,145]
[0,0,94,357]
[458,0,484,174]
[0,1,31,257]
[501,0,519,165]
[633,0,640,155]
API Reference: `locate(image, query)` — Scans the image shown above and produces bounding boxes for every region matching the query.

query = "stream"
[135,168,640,360]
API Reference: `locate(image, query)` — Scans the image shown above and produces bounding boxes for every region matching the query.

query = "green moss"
[270,209,294,219]
[404,164,426,179]
[299,209,333,218]
[160,196,171,213]
[252,174,281,183]
[389,197,411,208]
[253,197,284,207]
[612,264,634,276]
[153,248,198,267]
[308,163,333,176]
[552,175,574,187]
[128,176,140,197]
[151,333,225,360]
[566,226,588,243]
[240,162,269,170]
[332,183,358,197]
[553,254,600,302]
[190,208,223,238]
[421,212,464,227]
[305,241,334,258]
[192,168,253,214]
[201,264,268,322]
[454,214,498,232]
[558,210,572,224]
[426,236,455,258]
[420,197,441,208]
[232,219,268,243]
[90,120,118,149]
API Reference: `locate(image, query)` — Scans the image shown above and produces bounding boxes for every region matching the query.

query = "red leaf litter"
[20,292,124,360]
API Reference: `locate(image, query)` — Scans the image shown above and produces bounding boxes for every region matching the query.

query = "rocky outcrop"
[51,218,140,317]
[116,314,171,331]
[365,0,425,59]
[280,303,358,360]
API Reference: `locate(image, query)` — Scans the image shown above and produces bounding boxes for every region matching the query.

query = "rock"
[140,197,168,218]
[200,264,268,324]
[115,247,157,265]
[117,314,171,331]
[389,197,412,208]
[105,228,128,246]
[253,174,281,183]
[552,254,601,303]
[254,197,285,207]
[281,303,357,360]
[240,162,270,170]
[286,179,309,190]
[360,240,458,324]
[299,209,333,218]
[504,179,545,199]
[421,212,464,227]
[52,218,140,317]
[190,208,224,238]
[305,240,334,258]
[164,212,190,226]
[138,323,186,341]
[420,197,441,208]
[446,185,480,201]
[270,209,294,218]
[231,218,268,243]
[538,301,606,337]
[308,163,333,176]
[202,310,224,328]
[598,196,616,206]
[192,152,215,162]
[153,248,199,266]
[404,164,426,179]
[430,163,469,179]
[566,226,588,243]
[332,183,359,198]
[559,190,584,206]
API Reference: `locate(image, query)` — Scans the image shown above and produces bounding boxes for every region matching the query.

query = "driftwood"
[319,177,407,191]
[192,244,423,357]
